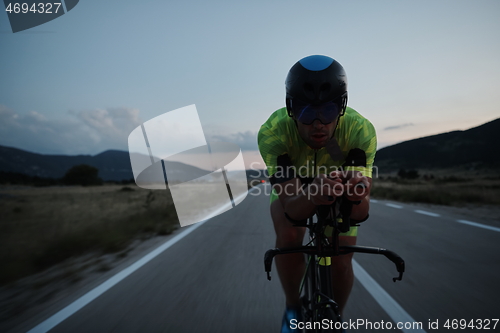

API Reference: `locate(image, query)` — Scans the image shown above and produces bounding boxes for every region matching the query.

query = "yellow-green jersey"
[258,106,377,186]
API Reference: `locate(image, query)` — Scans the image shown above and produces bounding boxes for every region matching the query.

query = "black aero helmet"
[286,55,348,124]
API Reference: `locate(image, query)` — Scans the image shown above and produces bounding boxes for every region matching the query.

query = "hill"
[375,118,500,173]
[0,146,265,183]
[0,146,135,181]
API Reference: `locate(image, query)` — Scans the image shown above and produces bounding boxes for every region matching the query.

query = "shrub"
[397,169,419,179]
[63,164,103,186]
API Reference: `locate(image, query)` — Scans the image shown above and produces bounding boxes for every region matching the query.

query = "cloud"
[208,131,258,151]
[384,123,414,131]
[0,105,142,155]
[0,105,259,156]
[74,107,142,149]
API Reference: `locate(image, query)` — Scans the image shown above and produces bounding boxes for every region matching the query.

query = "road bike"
[264,193,405,332]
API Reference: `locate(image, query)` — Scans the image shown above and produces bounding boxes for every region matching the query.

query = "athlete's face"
[296,118,338,149]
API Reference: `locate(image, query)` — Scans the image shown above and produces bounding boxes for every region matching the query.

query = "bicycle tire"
[301,255,315,325]
[300,256,342,332]
[315,262,341,333]
[317,305,341,333]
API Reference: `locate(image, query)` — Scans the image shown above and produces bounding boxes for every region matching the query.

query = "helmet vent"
[303,82,315,101]
[319,82,331,100]
[320,83,331,92]
[304,82,314,92]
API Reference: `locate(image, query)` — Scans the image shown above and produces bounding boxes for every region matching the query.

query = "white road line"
[27,191,250,333]
[380,203,499,233]
[414,210,440,217]
[371,199,379,203]
[457,219,500,233]
[353,260,427,333]
[386,203,403,209]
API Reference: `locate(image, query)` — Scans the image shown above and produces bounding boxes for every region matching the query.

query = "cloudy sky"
[1,0,499,169]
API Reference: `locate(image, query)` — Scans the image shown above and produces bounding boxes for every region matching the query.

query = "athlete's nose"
[312,119,324,129]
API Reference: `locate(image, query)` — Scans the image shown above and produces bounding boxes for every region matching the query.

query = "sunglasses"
[290,97,344,125]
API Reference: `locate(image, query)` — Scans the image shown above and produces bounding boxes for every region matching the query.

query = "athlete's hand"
[307,173,344,205]
[341,171,370,202]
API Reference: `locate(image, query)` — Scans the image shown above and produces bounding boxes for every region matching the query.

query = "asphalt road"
[23,184,500,332]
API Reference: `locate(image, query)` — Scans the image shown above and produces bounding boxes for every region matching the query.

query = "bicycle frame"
[299,215,341,331]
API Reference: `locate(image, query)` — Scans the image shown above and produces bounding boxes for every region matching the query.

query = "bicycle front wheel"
[300,255,315,326]
[301,256,342,333]
[315,304,341,333]
[315,260,341,333]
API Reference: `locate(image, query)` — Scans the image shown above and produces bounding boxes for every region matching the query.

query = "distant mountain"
[0,146,213,182]
[0,146,135,181]
[375,118,500,172]
[0,145,265,183]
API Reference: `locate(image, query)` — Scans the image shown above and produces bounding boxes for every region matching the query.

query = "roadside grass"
[0,185,179,286]
[371,176,500,206]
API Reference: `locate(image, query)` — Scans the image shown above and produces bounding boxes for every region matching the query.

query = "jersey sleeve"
[343,116,377,178]
[257,110,290,180]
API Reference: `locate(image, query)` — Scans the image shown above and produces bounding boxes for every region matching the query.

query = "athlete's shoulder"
[259,107,293,139]
[258,107,299,157]
[260,107,289,128]
[340,107,376,133]
[343,106,372,123]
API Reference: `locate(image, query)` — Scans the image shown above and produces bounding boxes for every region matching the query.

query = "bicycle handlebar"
[264,245,405,282]
[340,246,405,282]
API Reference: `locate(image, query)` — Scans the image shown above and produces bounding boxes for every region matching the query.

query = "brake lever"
[393,272,404,282]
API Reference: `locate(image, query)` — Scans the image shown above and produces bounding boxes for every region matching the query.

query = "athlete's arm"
[275,171,371,222]
[343,172,372,221]
[274,173,344,221]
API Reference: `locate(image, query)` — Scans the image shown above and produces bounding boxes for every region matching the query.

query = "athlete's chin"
[307,138,327,149]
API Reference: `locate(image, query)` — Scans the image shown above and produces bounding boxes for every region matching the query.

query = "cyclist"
[258,55,377,332]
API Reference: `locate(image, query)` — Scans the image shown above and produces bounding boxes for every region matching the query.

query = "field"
[0,185,179,286]
[371,174,500,208]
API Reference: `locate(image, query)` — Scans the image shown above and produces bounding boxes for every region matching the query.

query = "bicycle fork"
[315,256,341,322]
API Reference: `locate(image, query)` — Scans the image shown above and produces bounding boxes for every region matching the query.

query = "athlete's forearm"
[281,187,318,221]
[278,176,370,222]
[284,191,369,221]
[350,195,370,221]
